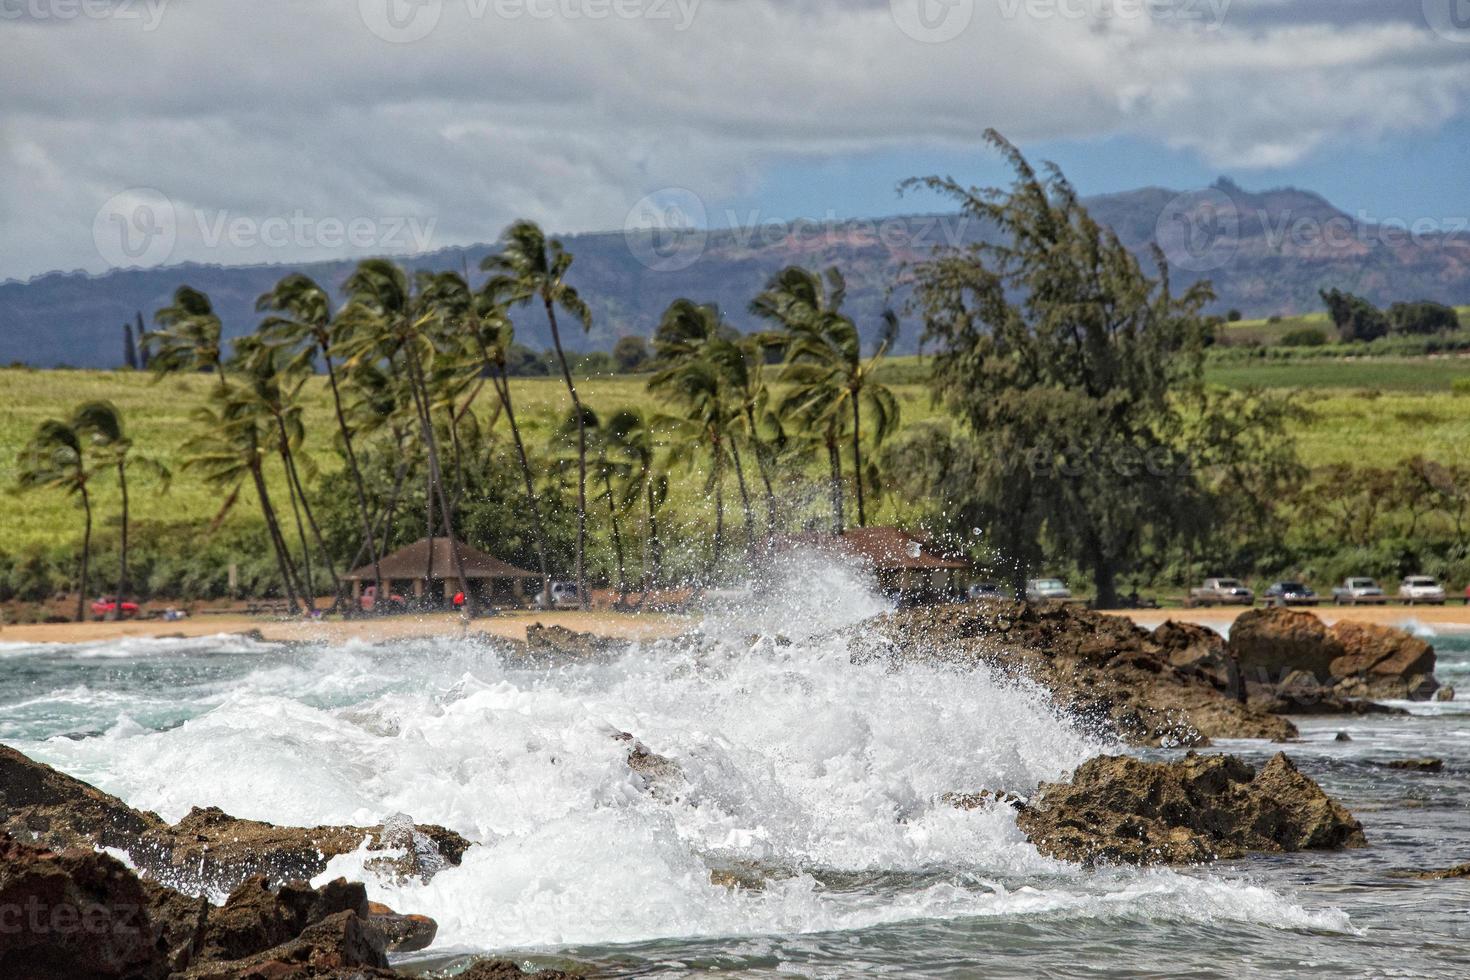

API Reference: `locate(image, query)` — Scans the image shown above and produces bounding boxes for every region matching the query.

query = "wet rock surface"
[1,746,468,895]
[1229,608,1439,701]
[523,623,623,662]
[1015,751,1366,866]
[857,601,1296,745]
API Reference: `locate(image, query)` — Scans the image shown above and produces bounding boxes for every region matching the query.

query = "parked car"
[1331,577,1388,606]
[1398,575,1446,605]
[358,585,406,613]
[1189,578,1254,607]
[1263,581,1318,606]
[967,581,1006,601]
[534,581,581,610]
[90,597,140,620]
[1026,577,1071,601]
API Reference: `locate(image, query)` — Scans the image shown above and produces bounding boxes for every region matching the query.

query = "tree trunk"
[1091,556,1119,610]
[481,342,551,607]
[745,408,779,538]
[603,469,627,602]
[730,442,756,554]
[827,437,845,535]
[77,483,92,623]
[113,460,129,621]
[850,393,867,527]
[406,343,474,617]
[250,462,301,614]
[645,481,661,591]
[711,443,725,582]
[281,432,342,609]
[544,297,588,610]
[323,349,381,606]
[276,442,316,612]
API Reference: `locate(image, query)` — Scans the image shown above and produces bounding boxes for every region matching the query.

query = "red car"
[91,597,141,620]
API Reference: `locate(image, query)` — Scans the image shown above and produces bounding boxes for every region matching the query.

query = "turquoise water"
[1,622,1467,978]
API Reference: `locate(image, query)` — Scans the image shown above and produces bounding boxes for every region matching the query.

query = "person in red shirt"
[452,590,466,609]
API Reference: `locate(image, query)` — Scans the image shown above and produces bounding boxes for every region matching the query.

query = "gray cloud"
[2,0,1467,278]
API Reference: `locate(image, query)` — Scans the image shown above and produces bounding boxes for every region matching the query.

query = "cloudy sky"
[3,0,1468,279]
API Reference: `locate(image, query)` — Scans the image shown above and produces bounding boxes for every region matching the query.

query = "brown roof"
[773,527,970,571]
[345,537,539,581]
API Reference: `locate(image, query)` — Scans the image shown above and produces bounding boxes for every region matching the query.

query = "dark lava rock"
[1228,608,1439,701]
[456,959,580,979]
[1014,751,1365,866]
[0,834,163,980]
[0,746,468,896]
[856,602,1295,746]
[1414,863,1470,879]
[524,623,622,661]
[1381,757,1444,772]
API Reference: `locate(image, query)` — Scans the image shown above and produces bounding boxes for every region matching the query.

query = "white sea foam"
[7,553,1359,953]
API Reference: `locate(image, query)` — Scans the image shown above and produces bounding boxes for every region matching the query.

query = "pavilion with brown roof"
[345,537,541,608]
[771,526,971,601]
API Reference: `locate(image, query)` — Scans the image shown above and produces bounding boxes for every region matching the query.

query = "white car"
[1398,575,1446,605]
[1026,577,1072,601]
[1331,577,1388,605]
[534,581,581,609]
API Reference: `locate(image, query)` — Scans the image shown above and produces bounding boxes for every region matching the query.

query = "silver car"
[1398,575,1446,605]
[1026,577,1072,601]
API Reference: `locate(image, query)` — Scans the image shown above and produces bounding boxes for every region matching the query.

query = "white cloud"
[1,0,1466,277]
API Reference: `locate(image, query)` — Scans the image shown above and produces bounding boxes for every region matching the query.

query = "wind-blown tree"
[149,286,308,609]
[780,297,901,528]
[337,259,474,615]
[148,286,225,379]
[71,401,169,620]
[650,299,760,564]
[15,417,93,621]
[604,408,657,601]
[752,266,860,533]
[483,221,593,608]
[257,272,383,601]
[418,271,552,602]
[183,384,306,613]
[904,130,1247,607]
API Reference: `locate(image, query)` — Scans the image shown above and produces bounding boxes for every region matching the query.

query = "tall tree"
[483,221,593,608]
[15,418,93,621]
[904,130,1226,607]
[338,259,475,615]
[257,272,383,604]
[71,401,168,621]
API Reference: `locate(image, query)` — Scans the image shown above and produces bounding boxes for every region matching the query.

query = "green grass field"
[1,362,1466,550]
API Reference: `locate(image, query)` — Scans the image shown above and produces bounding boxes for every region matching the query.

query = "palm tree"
[604,408,656,604]
[421,271,554,603]
[257,273,383,603]
[650,300,758,558]
[483,221,593,608]
[337,259,475,615]
[71,401,169,621]
[15,418,93,621]
[149,286,225,381]
[782,306,901,528]
[183,385,306,613]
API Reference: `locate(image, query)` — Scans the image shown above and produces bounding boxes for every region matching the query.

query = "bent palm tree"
[71,401,169,621]
[15,418,93,621]
[258,272,383,603]
[484,221,593,608]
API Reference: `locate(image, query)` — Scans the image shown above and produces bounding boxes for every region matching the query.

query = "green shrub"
[1453,378,1470,397]
[1279,327,1327,347]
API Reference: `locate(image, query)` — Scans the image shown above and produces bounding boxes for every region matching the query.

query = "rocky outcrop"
[1227,608,1439,701]
[857,602,1296,745]
[1014,752,1365,866]
[523,623,622,662]
[0,834,565,979]
[0,746,469,896]
[1413,862,1470,879]
[1329,621,1438,700]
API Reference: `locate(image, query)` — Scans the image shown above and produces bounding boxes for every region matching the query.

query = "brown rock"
[1414,862,1470,879]
[1154,620,1238,692]
[856,602,1295,746]
[0,834,164,980]
[1381,757,1444,772]
[1229,607,1343,683]
[1328,621,1438,700]
[524,623,620,661]
[1014,751,1365,866]
[455,959,580,979]
[0,744,166,854]
[366,901,437,953]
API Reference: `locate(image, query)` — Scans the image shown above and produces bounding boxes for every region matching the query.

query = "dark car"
[1264,581,1317,606]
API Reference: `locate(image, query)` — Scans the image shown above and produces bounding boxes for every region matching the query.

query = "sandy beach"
[3,602,1469,646]
[0,609,688,646]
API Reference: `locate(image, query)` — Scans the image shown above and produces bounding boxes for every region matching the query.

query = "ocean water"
[2,564,1469,978]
